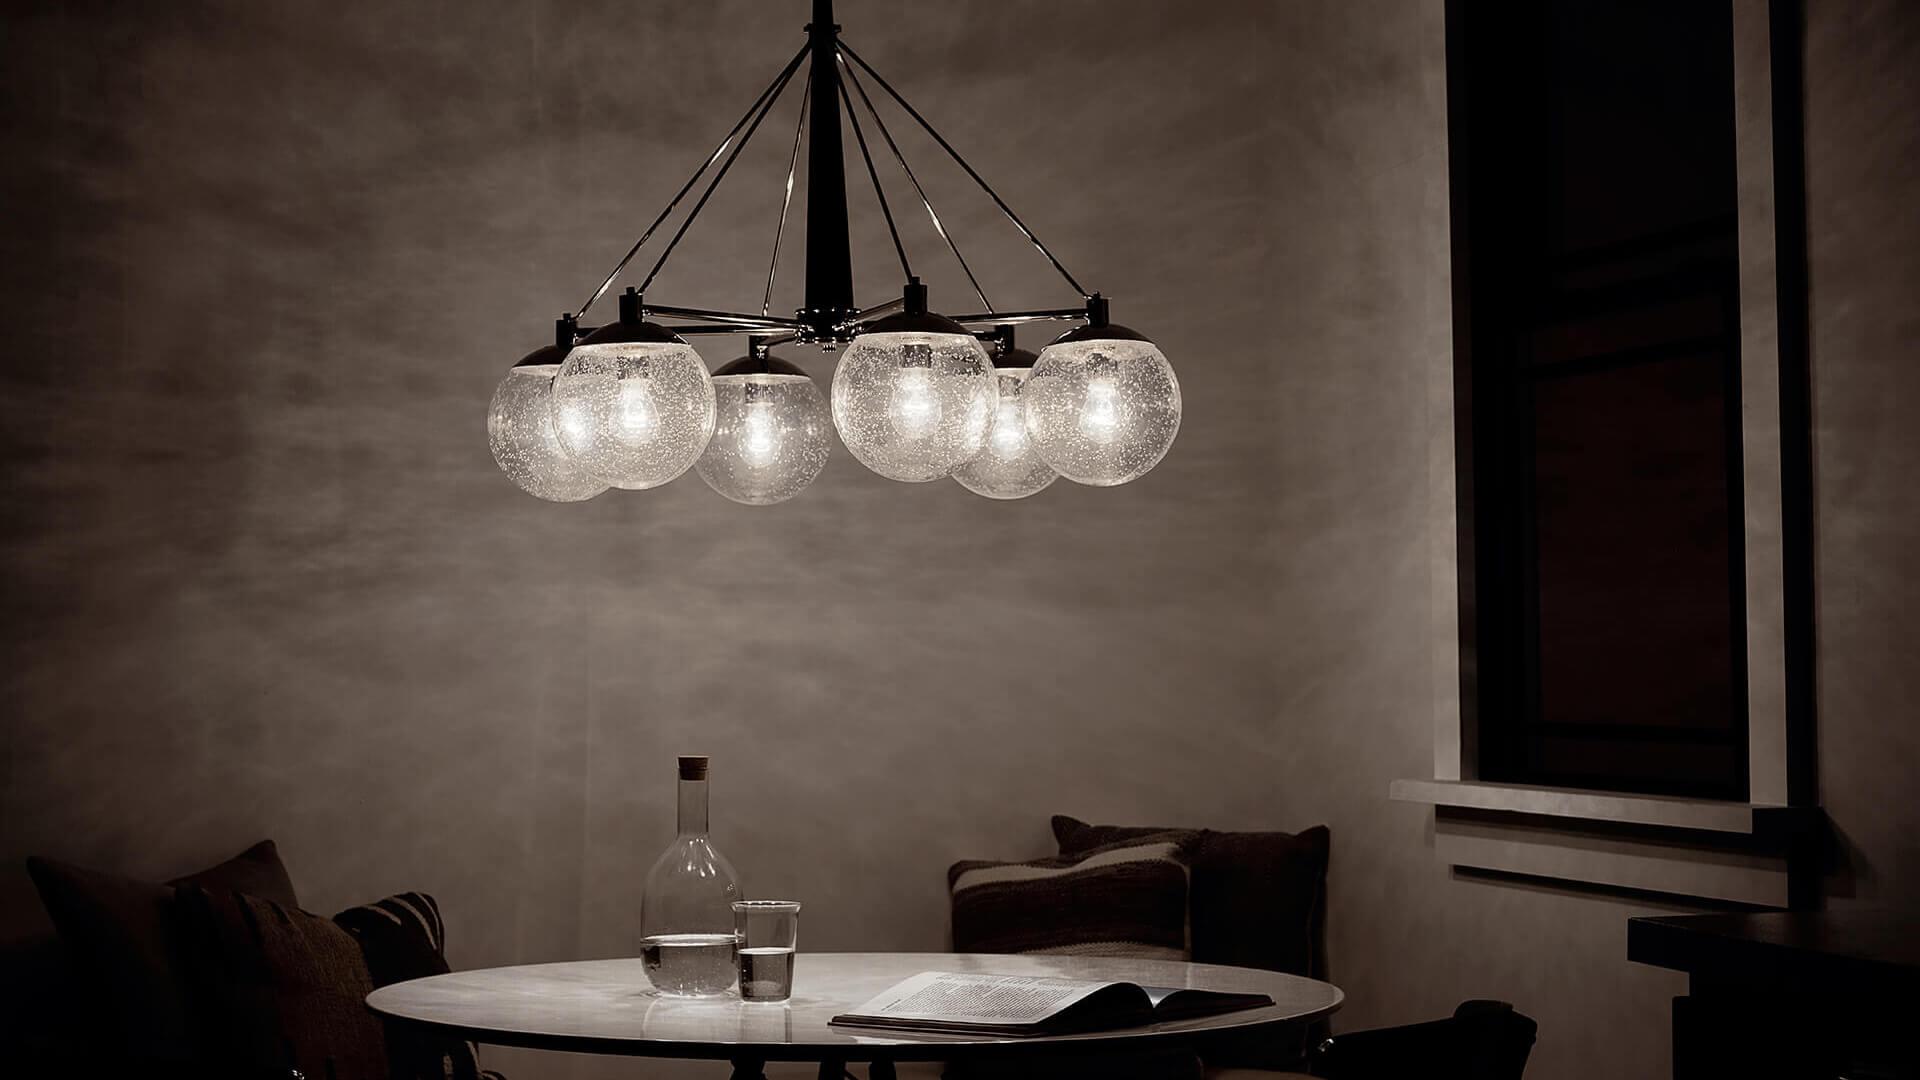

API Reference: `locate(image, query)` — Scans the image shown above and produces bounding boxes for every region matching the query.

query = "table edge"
[364,957,1344,1062]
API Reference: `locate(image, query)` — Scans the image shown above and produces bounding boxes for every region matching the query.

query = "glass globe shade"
[953,364,1057,500]
[831,331,995,482]
[696,357,832,506]
[1025,335,1181,486]
[488,359,609,503]
[551,338,715,490]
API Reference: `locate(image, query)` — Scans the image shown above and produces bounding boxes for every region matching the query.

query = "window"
[1449,1,1750,799]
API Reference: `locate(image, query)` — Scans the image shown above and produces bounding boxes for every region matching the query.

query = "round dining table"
[366,951,1344,1078]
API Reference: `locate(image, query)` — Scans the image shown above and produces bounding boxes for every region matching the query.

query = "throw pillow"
[949,835,1191,959]
[24,839,299,1066]
[336,891,489,1080]
[173,885,389,1080]
[1053,816,1330,1071]
[1051,815,1330,978]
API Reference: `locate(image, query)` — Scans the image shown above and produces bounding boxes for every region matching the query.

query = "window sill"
[1389,778,1805,836]
[1391,779,1825,906]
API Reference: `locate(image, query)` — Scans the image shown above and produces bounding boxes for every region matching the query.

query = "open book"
[829,971,1274,1038]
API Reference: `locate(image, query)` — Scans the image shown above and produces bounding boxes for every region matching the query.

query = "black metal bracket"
[549,0,1106,354]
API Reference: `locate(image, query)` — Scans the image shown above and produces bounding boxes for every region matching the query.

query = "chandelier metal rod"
[762,77,811,318]
[837,39,1091,301]
[949,308,1086,326]
[838,54,991,313]
[575,42,809,321]
[636,49,807,296]
[837,71,912,280]
[661,324,778,337]
[645,302,804,328]
[853,296,904,322]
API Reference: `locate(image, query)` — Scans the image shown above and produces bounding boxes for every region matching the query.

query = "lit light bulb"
[989,397,1027,459]
[550,291,715,491]
[555,396,595,448]
[615,374,661,445]
[953,356,1057,501]
[833,282,995,482]
[1026,302,1180,487]
[488,342,609,504]
[739,398,782,467]
[886,346,942,440]
[696,355,832,506]
[1078,356,1124,446]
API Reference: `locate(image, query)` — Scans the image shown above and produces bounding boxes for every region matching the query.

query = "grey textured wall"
[2,3,1914,1079]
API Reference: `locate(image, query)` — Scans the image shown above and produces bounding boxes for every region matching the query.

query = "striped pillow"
[335,893,497,1080]
[949,835,1192,960]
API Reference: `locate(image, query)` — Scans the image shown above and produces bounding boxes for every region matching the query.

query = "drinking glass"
[731,900,801,1002]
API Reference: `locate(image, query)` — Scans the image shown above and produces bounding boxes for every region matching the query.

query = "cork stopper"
[678,755,710,781]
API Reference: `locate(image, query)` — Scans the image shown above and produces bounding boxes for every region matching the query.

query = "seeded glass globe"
[832,286,994,482]
[1026,318,1181,487]
[488,345,609,503]
[953,350,1057,500]
[551,293,715,490]
[696,354,832,506]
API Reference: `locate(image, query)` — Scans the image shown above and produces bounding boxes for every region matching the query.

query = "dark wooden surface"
[1630,910,1920,1079]
[1630,910,1920,994]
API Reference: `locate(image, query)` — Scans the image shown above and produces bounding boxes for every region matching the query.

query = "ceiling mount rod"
[801,0,855,340]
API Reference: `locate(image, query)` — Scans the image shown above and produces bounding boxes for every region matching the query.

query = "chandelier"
[487,0,1182,505]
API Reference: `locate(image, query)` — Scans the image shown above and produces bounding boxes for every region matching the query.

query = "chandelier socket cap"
[1049,321,1152,347]
[1048,294,1153,347]
[713,354,811,378]
[510,315,579,368]
[858,278,973,339]
[510,343,568,370]
[581,290,687,347]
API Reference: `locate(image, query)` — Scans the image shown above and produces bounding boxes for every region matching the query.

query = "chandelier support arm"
[839,55,991,312]
[802,0,856,337]
[574,42,808,321]
[949,308,1087,327]
[644,303,805,329]
[762,77,811,318]
[837,70,911,281]
[637,54,805,296]
[837,39,1092,301]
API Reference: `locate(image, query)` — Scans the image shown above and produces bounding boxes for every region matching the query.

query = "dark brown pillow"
[949,835,1193,958]
[24,840,298,1065]
[1052,816,1330,978]
[174,885,388,1080]
[1052,816,1330,1072]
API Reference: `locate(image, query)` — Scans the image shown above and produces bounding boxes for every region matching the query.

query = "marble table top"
[366,951,1344,1062]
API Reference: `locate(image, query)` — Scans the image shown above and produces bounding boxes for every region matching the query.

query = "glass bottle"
[639,755,741,996]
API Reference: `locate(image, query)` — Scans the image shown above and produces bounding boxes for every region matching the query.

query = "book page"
[842,971,1114,1027]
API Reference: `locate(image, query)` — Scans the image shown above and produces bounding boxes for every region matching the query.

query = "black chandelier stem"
[762,77,811,318]
[837,70,912,281]
[839,54,991,312]
[837,39,1091,301]
[637,53,806,296]
[575,42,809,321]
[802,0,855,336]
